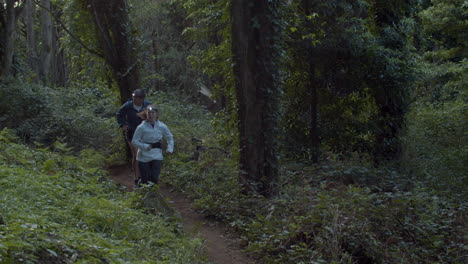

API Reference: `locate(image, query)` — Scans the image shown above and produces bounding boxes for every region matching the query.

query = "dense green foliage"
[402,100,467,198]
[60,0,112,88]
[160,94,466,263]
[0,78,118,151]
[0,0,466,263]
[0,74,466,263]
[130,0,200,95]
[401,0,467,199]
[0,128,205,263]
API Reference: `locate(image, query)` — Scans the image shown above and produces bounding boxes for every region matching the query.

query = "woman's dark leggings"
[138,160,162,184]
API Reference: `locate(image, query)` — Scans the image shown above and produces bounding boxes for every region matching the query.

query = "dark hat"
[132,89,146,97]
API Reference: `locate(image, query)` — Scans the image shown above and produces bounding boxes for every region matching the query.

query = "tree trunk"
[39,0,54,83]
[53,22,67,86]
[373,95,405,165]
[1,0,17,77]
[309,64,319,162]
[25,0,39,80]
[231,0,281,197]
[302,0,320,162]
[85,0,139,103]
[151,30,160,91]
[370,0,411,165]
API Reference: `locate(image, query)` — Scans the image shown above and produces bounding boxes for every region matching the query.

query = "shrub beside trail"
[0,129,206,263]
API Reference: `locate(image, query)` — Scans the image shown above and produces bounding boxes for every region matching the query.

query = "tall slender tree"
[39,0,53,83]
[231,0,281,197]
[367,0,416,164]
[0,0,24,77]
[81,0,139,103]
[25,0,39,80]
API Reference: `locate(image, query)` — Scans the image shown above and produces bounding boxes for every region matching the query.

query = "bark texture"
[39,0,54,82]
[85,0,139,103]
[1,0,19,77]
[231,0,281,197]
[25,0,39,79]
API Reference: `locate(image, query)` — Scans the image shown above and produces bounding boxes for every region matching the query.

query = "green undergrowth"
[0,129,205,264]
[158,96,466,263]
[0,78,119,152]
[166,155,466,263]
[402,99,468,199]
[242,165,466,263]
[1,79,464,263]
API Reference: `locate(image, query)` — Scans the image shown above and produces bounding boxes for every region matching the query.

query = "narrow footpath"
[108,165,255,264]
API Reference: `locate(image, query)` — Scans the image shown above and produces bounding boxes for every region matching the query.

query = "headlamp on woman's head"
[147,105,158,112]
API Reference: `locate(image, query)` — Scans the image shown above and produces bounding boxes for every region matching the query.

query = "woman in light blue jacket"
[131,105,174,185]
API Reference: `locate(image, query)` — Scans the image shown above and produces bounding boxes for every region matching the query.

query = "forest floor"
[108,165,255,264]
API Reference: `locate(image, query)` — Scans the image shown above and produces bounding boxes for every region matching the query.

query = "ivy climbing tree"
[366,0,417,164]
[231,0,282,197]
[80,0,139,103]
[0,0,23,77]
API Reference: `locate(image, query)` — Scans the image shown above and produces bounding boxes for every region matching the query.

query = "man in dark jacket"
[116,89,152,183]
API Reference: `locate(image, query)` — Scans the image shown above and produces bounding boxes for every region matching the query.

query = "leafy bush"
[402,99,468,199]
[165,137,466,264]
[0,78,118,152]
[0,129,205,263]
[154,92,466,263]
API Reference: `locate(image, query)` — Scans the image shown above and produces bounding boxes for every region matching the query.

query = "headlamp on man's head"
[132,89,146,98]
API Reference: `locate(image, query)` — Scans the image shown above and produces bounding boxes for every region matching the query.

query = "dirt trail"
[108,165,255,264]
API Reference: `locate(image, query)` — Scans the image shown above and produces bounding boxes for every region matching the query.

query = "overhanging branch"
[117,62,137,79]
[32,0,104,59]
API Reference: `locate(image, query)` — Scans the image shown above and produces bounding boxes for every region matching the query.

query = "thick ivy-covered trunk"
[231,0,281,197]
[83,0,139,103]
[369,0,416,164]
[25,0,39,80]
[308,61,319,162]
[39,0,54,83]
[0,0,22,77]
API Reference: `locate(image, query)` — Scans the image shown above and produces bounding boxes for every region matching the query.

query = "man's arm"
[116,102,129,127]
